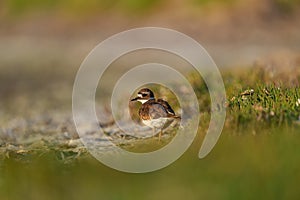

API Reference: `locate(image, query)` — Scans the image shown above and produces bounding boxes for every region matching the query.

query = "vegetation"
[224,66,299,132]
[2,0,300,18]
[1,0,299,198]
[0,63,299,199]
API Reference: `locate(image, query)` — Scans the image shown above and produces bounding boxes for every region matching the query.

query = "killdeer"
[131,88,180,140]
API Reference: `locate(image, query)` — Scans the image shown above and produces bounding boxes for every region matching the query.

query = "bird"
[130,88,180,141]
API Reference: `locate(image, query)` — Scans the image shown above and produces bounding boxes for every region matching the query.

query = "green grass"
[224,66,300,130]
[188,66,300,133]
[227,84,300,128]
[1,126,300,200]
[2,0,161,17]
[3,0,300,18]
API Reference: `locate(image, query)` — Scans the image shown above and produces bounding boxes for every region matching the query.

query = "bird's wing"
[157,99,176,115]
[148,103,168,119]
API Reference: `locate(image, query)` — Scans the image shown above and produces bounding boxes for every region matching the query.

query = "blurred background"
[2,0,300,64]
[1,0,299,114]
[0,0,300,199]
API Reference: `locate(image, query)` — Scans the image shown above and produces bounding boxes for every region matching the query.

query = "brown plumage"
[131,88,181,141]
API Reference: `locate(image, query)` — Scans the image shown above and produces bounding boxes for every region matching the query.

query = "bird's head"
[130,88,155,104]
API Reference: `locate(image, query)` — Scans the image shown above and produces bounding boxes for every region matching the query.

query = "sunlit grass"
[227,84,300,128]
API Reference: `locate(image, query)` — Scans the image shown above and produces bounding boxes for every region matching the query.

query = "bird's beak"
[131,97,139,101]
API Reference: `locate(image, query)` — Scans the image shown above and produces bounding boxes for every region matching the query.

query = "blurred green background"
[0,0,300,200]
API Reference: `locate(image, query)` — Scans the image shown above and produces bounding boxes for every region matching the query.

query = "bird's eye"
[142,93,147,97]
